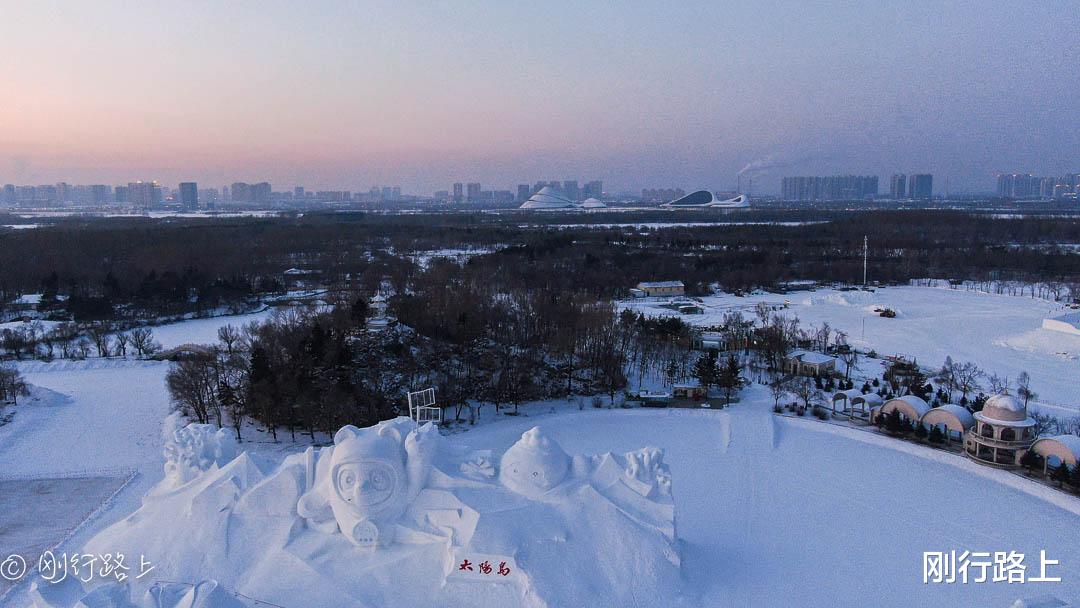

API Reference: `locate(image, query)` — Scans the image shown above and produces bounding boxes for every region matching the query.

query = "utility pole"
[863,235,868,287]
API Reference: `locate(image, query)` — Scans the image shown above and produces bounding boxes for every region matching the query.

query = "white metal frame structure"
[407,387,441,426]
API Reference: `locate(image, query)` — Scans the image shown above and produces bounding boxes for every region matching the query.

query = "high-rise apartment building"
[583,180,603,199]
[562,180,579,201]
[466,182,481,202]
[781,175,878,201]
[179,182,199,210]
[907,174,933,200]
[890,174,906,199]
[127,181,159,208]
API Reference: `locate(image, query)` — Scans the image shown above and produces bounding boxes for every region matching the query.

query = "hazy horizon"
[2,1,1078,194]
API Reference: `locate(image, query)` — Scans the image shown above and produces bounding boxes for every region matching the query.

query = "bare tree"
[1017,371,1037,407]
[753,301,771,327]
[986,372,1011,395]
[835,332,858,381]
[88,323,112,358]
[815,322,832,353]
[1031,413,1058,438]
[769,374,789,409]
[166,356,218,425]
[130,327,160,358]
[953,361,983,403]
[934,356,957,402]
[0,363,30,404]
[791,376,822,409]
[217,325,241,354]
[114,332,129,358]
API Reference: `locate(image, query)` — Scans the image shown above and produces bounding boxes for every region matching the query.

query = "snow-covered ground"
[620,285,1080,412]
[3,291,1080,606]
[150,308,275,350]
[6,386,1077,607]
[435,387,1080,607]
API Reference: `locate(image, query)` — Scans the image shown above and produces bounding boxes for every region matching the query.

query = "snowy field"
[2,294,1079,606]
[445,387,1080,607]
[620,285,1080,413]
[150,308,276,349]
[0,476,132,597]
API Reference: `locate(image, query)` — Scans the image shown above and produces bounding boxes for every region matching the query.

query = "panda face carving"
[333,461,399,512]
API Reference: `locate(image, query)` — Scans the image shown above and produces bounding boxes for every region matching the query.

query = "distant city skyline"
[2,2,1078,194]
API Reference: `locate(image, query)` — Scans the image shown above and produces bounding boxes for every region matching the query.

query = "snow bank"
[37,418,687,607]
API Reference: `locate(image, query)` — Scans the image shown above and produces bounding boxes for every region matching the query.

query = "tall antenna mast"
[863,235,868,286]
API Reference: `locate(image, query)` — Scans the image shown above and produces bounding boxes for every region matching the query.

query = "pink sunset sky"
[2,1,1077,194]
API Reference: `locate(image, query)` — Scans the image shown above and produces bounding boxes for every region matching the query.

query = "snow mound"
[801,291,876,307]
[41,418,686,607]
[994,329,1080,360]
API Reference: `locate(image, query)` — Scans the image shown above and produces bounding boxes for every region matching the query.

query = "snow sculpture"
[498,426,570,497]
[297,418,437,548]
[59,417,683,608]
[161,413,238,488]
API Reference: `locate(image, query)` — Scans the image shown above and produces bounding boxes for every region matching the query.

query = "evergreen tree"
[1019,450,1042,473]
[928,426,944,444]
[1052,462,1071,488]
[914,423,928,440]
[693,351,718,391]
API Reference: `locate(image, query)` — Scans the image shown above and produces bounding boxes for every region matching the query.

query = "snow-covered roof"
[921,404,975,429]
[981,393,1027,423]
[520,186,576,209]
[638,281,685,289]
[283,267,318,275]
[973,410,1035,428]
[852,393,883,407]
[13,293,43,305]
[882,395,931,418]
[1031,435,1080,462]
[787,350,836,365]
[831,388,863,402]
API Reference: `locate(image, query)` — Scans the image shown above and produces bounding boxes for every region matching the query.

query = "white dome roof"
[580,197,606,208]
[520,186,575,209]
[981,393,1026,422]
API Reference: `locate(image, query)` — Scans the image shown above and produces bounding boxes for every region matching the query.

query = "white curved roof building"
[520,186,576,209]
[660,191,750,209]
[877,395,931,422]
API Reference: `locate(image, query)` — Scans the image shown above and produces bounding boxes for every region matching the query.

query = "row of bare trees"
[1,321,160,361]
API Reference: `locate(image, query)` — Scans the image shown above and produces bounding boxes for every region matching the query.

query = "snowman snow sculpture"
[498,426,571,498]
[297,419,437,548]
